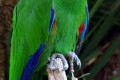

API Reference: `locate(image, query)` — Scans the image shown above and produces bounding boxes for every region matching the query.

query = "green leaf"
[86,34,120,80]
[81,49,99,67]
[80,5,119,61]
[89,0,104,20]
[78,73,91,79]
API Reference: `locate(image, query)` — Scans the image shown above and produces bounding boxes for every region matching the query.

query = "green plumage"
[10,0,87,80]
[53,0,87,53]
[38,0,87,67]
[10,0,52,80]
[37,0,87,77]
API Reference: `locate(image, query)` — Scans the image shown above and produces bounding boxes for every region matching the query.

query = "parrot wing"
[10,0,52,80]
[75,3,89,55]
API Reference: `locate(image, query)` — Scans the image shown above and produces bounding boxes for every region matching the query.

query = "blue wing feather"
[80,4,89,40]
[49,8,55,33]
[81,18,87,40]
[86,4,89,34]
[21,44,45,80]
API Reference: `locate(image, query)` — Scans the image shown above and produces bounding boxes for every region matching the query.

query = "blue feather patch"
[81,19,87,40]
[80,4,89,40]
[86,4,89,32]
[21,44,45,80]
[49,8,55,34]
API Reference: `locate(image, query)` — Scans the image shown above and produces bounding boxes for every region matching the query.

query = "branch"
[47,58,67,80]
[47,58,78,80]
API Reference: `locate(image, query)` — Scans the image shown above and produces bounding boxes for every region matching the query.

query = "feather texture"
[10,0,52,80]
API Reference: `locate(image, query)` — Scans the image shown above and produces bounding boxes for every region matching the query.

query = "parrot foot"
[66,52,81,73]
[48,53,69,71]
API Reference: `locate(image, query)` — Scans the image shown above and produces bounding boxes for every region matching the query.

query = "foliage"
[111,74,120,80]
[77,0,120,80]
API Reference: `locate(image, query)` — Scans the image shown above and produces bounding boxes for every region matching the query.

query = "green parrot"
[9,0,89,80]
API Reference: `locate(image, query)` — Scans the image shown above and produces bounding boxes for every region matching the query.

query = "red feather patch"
[78,22,85,36]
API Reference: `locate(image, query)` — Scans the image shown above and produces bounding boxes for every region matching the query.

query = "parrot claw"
[49,53,69,71]
[66,52,81,72]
